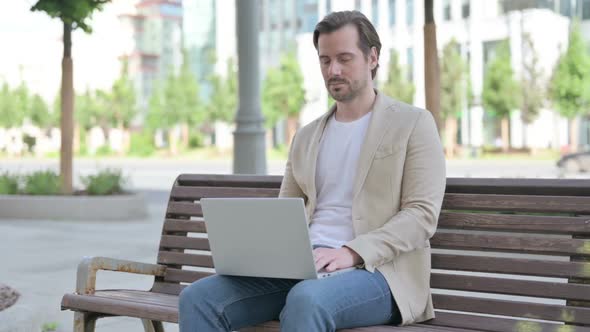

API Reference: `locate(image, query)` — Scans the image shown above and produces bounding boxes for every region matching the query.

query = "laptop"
[200,197,356,279]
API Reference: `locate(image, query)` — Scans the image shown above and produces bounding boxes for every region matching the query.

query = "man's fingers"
[325,261,339,272]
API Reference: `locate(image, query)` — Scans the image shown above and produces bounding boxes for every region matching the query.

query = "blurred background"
[0,0,588,184]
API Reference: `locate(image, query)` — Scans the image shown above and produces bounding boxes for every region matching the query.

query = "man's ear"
[370,46,379,69]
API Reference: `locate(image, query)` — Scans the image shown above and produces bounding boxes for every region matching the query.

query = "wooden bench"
[61,174,590,332]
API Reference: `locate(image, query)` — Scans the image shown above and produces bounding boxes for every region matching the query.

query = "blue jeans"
[178,269,401,331]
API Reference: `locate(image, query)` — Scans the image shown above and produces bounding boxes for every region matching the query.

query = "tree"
[440,39,467,158]
[482,41,520,152]
[175,50,204,149]
[520,33,544,149]
[262,52,306,147]
[31,0,110,194]
[29,94,51,129]
[0,83,22,129]
[549,20,590,153]
[381,50,415,104]
[424,0,442,134]
[205,58,238,145]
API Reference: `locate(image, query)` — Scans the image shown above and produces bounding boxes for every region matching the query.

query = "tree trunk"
[424,0,442,135]
[445,116,457,158]
[168,128,178,156]
[570,117,579,153]
[286,116,299,148]
[501,117,510,152]
[60,22,74,194]
[181,123,190,149]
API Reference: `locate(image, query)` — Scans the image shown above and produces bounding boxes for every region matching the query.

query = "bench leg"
[74,312,98,332]
[142,319,165,332]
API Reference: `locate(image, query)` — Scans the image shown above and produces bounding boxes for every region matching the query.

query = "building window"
[372,0,379,26]
[583,0,590,19]
[355,0,362,11]
[443,0,451,20]
[406,0,414,25]
[406,47,414,82]
[389,0,396,26]
[462,0,470,19]
[560,0,572,17]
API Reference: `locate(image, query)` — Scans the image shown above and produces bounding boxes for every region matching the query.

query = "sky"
[0,0,136,103]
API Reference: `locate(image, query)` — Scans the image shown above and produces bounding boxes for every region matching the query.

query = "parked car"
[557,151,590,172]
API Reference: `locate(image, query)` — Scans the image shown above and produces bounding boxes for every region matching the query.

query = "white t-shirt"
[309,111,372,248]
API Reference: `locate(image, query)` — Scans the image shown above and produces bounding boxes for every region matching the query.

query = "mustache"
[328,78,348,85]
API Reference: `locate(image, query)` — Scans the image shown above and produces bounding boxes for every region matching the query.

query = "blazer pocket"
[374,144,404,159]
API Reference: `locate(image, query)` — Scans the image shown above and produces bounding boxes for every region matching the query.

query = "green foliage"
[81,169,126,195]
[188,132,204,148]
[0,172,19,195]
[520,33,545,124]
[482,40,521,118]
[381,50,415,104]
[29,94,51,128]
[129,132,155,157]
[41,322,59,332]
[147,51,204,129]
[549,20,590,119]
[0,82,24,128]
[206,58,237,123]
[262,52,306,128]
[30,0,110,33]
[108,59,137,128]
[95,144,112,156]
[22,170,61,195]
[440,39,468,120]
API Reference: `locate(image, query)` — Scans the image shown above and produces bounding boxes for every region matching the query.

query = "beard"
[326,77,368,102]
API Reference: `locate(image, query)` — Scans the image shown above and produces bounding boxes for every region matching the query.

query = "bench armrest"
[76,256,166,295]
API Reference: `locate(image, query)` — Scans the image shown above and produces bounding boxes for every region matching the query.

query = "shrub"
[22,170,61,195]
[81,169,127,195]
[0,172,19,195]
[129,132,156,157]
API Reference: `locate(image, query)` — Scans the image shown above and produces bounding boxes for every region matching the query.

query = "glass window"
[389,0,396,26]
[560,0,572,16]
[355,0,362,10]
[462,0,470,19]
[372,0,379,26]
[406,0,414,25]
[583,0,590,19]
[406,47,414,82]
[326,0,331,13]
[443,0,451,20]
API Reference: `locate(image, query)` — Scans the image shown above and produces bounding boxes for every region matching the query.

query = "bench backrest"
[153,174,590,329]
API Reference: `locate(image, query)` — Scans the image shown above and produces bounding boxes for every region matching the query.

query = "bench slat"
[176,174,282,188]
[164,268,214,283]
[171,186,279,200]
[423,311,590,332]
[157,251,214,268]
[443,193,590,214]
[431,273,590,301]
[163,219,206,233]
[439,212,590,235]
[432,254,590,279]
[160,235,210,251]
[152,281,185,295]
[432,294,590,324]
[431,233,590,256]
[166,202,203,217]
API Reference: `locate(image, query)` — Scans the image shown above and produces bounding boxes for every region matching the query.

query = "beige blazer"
[278,91,446,325]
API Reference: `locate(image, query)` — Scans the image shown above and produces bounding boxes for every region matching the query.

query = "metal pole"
[234,0,267,174]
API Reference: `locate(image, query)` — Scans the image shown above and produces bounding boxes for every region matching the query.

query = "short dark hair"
[313,10,381,79]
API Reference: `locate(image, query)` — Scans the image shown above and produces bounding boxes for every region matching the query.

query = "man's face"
[317,24,377,102]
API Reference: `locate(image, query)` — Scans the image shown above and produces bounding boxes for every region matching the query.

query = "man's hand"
[313,246,363,272]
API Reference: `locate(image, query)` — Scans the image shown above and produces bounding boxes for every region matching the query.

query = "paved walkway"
[0,193,179,332]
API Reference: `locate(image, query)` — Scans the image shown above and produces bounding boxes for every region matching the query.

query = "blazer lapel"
[352,92,395,199]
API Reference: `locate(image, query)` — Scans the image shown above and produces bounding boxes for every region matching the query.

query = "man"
[179,10,445,331]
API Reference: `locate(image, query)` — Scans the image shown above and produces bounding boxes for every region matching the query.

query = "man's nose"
[328,61,342,77]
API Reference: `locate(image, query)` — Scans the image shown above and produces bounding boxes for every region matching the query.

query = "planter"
[0,193,147,221]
